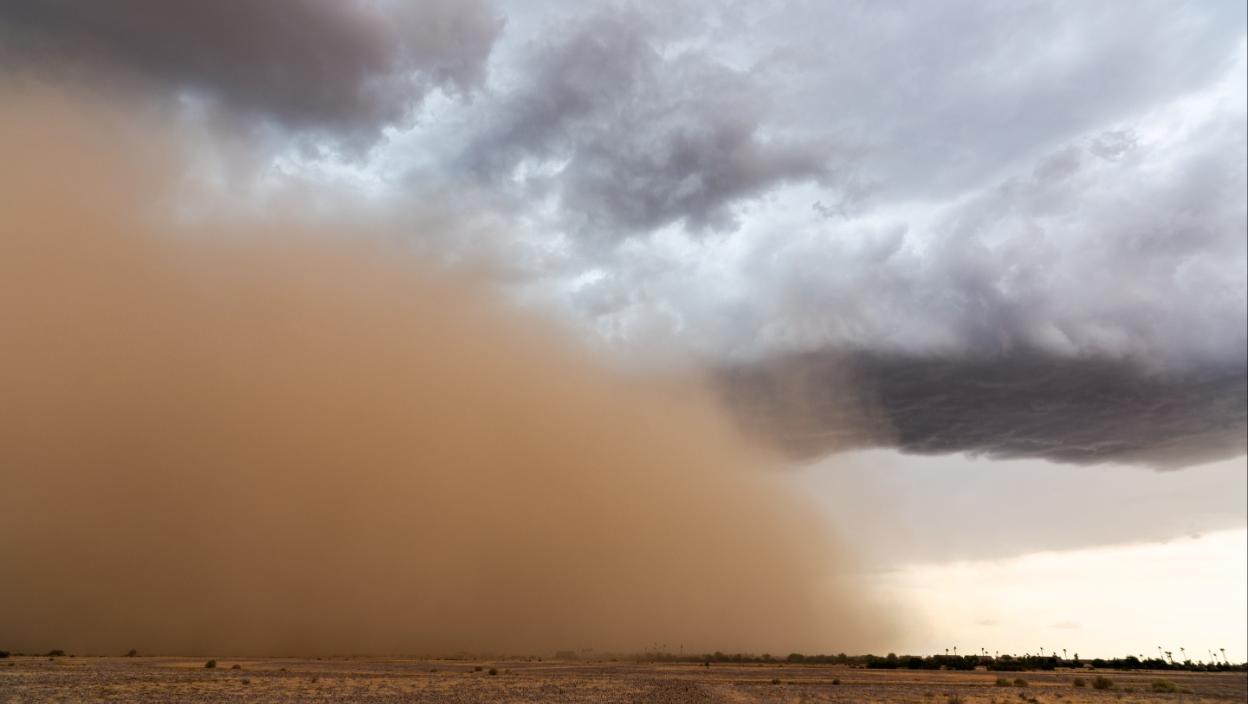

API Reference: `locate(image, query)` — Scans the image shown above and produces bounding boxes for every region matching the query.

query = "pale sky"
[875,526,1247,663]
[797,450,1248,659]
[2,0,1244,659]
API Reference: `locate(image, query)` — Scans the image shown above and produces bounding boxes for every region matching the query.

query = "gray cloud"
[562,94,1247,469]
[455,7,838,236]
[743,0,1248,204]
[0,0,503,145]
[739,116,1247,368]
[504,1,1247,383]
[719,350,1247,468]
[716,91,1243,469]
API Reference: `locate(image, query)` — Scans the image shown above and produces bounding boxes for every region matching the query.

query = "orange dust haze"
[0,83,889,656]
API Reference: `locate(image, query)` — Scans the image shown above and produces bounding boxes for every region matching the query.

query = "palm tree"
[1180,647,1187,663]
[1220,648,1227,665]
[1062,648,1067,661]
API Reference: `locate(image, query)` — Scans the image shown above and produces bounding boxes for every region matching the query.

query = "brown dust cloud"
[0,83,890,657]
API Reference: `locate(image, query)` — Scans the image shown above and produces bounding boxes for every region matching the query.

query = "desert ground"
[1,656,1243,703]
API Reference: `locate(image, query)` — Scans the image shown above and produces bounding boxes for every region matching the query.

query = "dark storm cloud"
[719,350,1247,468]
[0,0,502,144]
[456,7,836,236]
[710,103,1247,469]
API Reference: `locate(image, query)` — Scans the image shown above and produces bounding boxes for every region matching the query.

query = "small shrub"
[832,677,841,685]
[46,649,65,657]
[204,660,217,669]
[1013,678,1028,687]
[1150,679,1178,693]
[996,677,1012,686]
[241,678,251,684]
[488,667,498,676]
[126,649,138,657]
[771,677,781,684]
[1072,677,1085,687]
[429,668,437,673]
[474,665,483,672]
[231,664,241,670]
[0,651,9,659]
[947,696,965,704]
[1091,675,1113,690]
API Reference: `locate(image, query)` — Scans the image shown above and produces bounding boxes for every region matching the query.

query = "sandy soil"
[1,656,1243,703]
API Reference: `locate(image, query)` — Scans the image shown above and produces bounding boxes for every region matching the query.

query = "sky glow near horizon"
[871,527,1248,663]
[797,450,1247,659]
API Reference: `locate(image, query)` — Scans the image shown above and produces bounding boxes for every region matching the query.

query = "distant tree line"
[635,650,1244,672]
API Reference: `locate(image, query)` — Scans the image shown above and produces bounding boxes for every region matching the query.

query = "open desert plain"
[2,657,1246,704]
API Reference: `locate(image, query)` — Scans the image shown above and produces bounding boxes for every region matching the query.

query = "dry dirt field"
[1,657,1244,703]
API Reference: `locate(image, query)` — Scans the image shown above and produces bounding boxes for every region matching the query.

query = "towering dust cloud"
[0,85,885,656]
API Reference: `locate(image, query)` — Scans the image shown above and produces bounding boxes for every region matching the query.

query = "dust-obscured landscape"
[2,657,1245,704]
[1,2,1245,702]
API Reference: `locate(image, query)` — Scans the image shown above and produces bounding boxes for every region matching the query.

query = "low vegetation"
[1150,679,1178,693]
